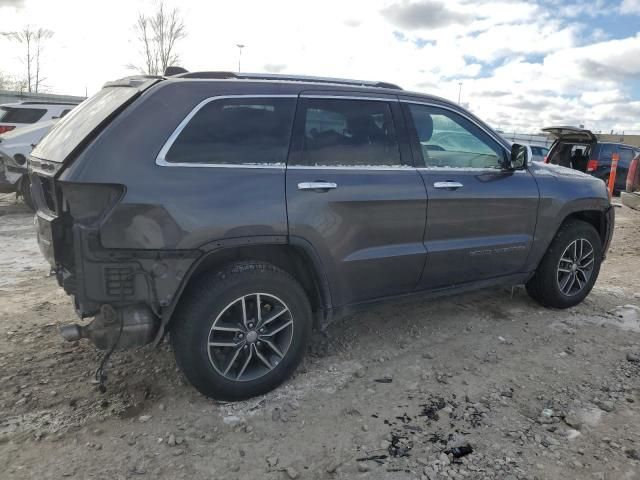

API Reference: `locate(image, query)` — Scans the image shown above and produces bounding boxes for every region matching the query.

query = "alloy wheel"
[556,238,595,297]
[207,293,294,382]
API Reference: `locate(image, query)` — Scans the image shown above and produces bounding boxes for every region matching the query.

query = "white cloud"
[0,0,24,8]
[620,0,640,14]
[0,0,638,134]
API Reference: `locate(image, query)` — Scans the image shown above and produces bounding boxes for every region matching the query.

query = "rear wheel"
[171,261,312,401]
[526,220,602,309]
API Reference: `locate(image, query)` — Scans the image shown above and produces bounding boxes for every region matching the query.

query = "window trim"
[401,100,510,171]
[155,93,511,171]
[155,94,298,169]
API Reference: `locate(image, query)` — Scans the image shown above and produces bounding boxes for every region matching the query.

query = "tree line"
[0,1,186,94]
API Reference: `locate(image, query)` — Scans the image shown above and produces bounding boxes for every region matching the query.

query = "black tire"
[18,177,34,211]
[526,220,602,309]
[171,261,312,401]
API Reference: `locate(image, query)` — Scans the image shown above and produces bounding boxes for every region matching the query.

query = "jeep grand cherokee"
[29,71,614,400]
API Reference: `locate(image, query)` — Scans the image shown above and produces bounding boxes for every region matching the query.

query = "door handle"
[433,181,463,189]
[298,181,338,191]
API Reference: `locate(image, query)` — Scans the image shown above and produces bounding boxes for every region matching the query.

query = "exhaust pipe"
[59,324,82,342]
[58,305,159,350]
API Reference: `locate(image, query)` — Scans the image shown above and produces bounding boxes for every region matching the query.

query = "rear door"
[402,101,539,289]
[285,93,427,306]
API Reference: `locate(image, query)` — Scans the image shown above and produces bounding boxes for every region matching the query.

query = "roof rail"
[175,71,402,90]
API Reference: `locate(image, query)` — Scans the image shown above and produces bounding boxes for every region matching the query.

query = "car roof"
[597,141,640,150]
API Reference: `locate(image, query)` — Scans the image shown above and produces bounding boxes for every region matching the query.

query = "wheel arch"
[561,209,608,245]
[526,204,612,274]
[165,241,332,332]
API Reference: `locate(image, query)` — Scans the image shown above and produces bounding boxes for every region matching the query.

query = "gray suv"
[29,71,614,400]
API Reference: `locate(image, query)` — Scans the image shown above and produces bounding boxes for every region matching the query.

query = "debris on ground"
[445,444,473,458]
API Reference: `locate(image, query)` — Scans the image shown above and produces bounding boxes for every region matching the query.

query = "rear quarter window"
[0,107,46,124]
[161,97,296,166]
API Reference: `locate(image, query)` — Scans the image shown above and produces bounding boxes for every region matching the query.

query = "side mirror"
[508,143,528,170]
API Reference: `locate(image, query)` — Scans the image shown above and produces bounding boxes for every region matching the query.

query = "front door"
[402,101,539,290]
[286,95,427,306]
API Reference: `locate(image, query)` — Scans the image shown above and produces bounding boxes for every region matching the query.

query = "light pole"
[236,44,245,73]
[457,82,463,104]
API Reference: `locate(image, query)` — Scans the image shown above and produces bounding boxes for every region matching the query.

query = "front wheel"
[171,261,312,401]
[526,220,602,309]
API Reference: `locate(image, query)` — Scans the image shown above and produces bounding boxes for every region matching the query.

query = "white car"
[0,101,78,135]
[0,119,58,208]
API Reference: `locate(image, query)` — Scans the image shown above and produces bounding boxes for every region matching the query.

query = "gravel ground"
[0,192,639,480]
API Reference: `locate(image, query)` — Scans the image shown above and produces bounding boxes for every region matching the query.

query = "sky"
[1,0,640,133]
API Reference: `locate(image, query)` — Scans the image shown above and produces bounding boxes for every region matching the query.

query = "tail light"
[58,182,125,226]
[543,156,549,164]
[587,159,598,172]
[0,125,16,134]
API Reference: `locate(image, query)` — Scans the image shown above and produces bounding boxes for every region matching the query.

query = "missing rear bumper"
[59,304,159,350]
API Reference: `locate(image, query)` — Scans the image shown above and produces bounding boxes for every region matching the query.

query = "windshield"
[31,86,139,163]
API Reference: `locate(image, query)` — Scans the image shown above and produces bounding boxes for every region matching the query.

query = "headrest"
[414,111,433,142]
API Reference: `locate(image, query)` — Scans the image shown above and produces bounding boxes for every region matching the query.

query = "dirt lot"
[1,193,639,480]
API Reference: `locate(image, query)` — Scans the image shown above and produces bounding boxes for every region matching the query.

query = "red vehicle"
[627,152,640,192]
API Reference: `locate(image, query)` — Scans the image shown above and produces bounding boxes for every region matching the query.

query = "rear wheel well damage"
[167,244,330,331]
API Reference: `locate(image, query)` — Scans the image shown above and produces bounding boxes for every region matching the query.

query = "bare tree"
[129,1,186,75]
[2,26,53,93]
[0,70,27,92]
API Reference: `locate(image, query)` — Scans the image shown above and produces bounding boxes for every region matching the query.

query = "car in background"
[0,101,78,134]
[0,119,58,209]
[627,151,640,192]
[542,126,640,194]
[528,145,549,163]
[508,145,548,163]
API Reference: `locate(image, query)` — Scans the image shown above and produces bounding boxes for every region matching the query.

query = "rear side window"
[0,107,46,124]
[294,98,402,167]
[164,97,296,165]
[619,147,635,166]
[597,144,614,161]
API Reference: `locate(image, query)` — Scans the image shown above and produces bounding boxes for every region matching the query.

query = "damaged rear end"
[29,76,168,351]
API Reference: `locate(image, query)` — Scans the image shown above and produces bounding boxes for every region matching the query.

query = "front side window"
[407,104,503,169]
[0,107,46,124]
[296,98,402,167]
[164,97,296,165]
